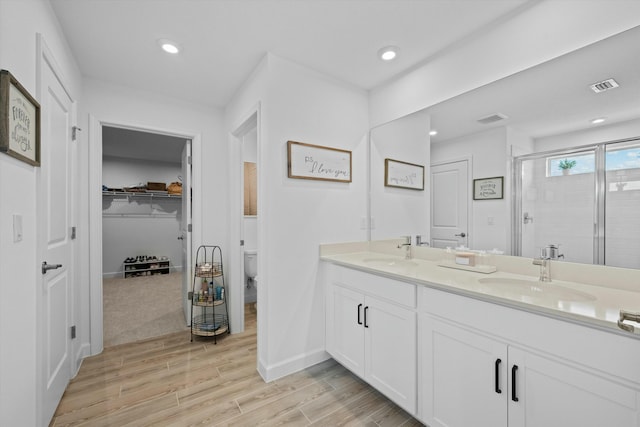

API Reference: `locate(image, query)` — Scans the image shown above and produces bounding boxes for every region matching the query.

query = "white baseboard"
[258,348,331,383]
[73,343,91,378]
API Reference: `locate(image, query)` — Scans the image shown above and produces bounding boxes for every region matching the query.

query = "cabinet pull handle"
[511,365,519,402]
[495,358,502,394]
[357,303,363,325]
[364,306,369,328]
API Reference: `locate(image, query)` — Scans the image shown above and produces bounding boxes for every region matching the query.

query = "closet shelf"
[102,190,181,199]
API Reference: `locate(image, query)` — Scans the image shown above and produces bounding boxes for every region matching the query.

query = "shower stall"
[513,137,640,269]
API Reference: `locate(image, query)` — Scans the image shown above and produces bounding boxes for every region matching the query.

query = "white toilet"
[244,249,258,286]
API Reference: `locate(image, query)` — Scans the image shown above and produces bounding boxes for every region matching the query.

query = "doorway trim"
[88,116,202,354]
[228,104,260,336]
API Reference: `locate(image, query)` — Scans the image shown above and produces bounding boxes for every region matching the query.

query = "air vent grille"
[477,113,508,125]
[590,78,619,93]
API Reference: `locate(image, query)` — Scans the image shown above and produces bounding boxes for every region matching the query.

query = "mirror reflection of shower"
[515,137,640,269]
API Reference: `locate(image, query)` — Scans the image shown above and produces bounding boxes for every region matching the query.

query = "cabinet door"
[328,285,365,377]
[420,315,508,427]
[508,347,640,427]
[365,295,417,414]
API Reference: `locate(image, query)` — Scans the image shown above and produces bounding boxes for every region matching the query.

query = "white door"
[365,296,416,414]
[431,160,469,248]
[181,141,192,324]
[420,316,507,427]
[39,53,75,422]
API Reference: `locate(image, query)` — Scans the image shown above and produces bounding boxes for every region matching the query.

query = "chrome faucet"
[397,236,411,259]
[541,244,564,260]
[532,253,551,282]
[415,235,430,247]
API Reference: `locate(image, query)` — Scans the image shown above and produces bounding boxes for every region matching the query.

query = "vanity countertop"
[320,250,640,339]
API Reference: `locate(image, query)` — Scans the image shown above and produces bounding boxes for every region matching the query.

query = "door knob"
[455,232,466,238]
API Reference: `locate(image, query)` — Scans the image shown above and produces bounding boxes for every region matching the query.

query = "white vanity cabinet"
[419,286,640,427]
[420,315,508,427]
[324,264,417,415]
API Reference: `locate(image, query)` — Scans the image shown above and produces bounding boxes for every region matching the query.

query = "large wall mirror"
[369,25,640,269]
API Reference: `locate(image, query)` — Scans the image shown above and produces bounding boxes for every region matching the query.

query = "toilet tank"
[244,249,258,278]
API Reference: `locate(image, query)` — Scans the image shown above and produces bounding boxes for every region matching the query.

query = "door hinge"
[240,240,244,246]
[188,156,192,165]
[72,126,82,141]
[187,224,192,232]
[70,325,76,339]
[71,226,76,240]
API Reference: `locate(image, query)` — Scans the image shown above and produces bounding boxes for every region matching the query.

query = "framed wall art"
[0,70,41,166]
[384,158,424,190]
[287,140,352,183]
[473,176,504,200]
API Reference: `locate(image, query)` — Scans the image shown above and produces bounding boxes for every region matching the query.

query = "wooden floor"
[51,304,423,426]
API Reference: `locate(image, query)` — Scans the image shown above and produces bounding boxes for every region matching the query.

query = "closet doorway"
[101,126,191,347]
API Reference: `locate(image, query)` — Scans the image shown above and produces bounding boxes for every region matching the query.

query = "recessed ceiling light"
[429,130,438,136]
[591,117,606,124]
[378,46,399,61]
[158,39,180,54]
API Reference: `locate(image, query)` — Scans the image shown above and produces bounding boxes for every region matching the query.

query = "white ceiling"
[50,0,639,154]
[50,0,532,108]
[427,24,640,142]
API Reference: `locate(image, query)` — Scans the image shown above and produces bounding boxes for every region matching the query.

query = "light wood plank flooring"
[51,304,423,426]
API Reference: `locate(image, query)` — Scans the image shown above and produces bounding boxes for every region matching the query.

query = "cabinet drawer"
[331,264,416,308]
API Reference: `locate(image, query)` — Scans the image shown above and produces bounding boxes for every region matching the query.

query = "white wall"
[264,55,369,379]
[370,109,431,240]
[370,0,640,127]
[0,1,84,425]
[225,54,369,381]
[82,78,226,254]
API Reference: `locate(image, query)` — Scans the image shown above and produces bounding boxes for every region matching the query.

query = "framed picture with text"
[384,158,424,190]
[473,176,503,200]
[287,140,352,183]
[0,70,41,166]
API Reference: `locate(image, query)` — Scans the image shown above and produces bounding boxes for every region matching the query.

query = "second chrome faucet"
[397,236,411,259]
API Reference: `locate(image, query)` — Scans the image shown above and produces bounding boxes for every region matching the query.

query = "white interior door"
[39,51,75,422]
[181,140,192,324]
[431,160,469,248]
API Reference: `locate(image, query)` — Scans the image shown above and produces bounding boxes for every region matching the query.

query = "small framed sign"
[287,140,352,183]
[384,158,424,190]
[473,176,504,200]
[0,70,41,166]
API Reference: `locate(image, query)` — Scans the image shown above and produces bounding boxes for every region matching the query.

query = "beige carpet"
[103,272,188,348]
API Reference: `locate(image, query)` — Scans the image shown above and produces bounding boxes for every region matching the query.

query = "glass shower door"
[605,140,640,269]
[517,149,597,264]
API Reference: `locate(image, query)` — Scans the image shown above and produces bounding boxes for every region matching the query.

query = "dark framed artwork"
[0,70,41,166]
[473,176,504,200]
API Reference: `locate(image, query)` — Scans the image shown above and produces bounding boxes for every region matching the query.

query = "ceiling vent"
[477,113,509,125]
[589,78,619,93]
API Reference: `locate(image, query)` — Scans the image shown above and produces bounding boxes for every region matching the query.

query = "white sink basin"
[478,277,596,303]
[362,257,419,272]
